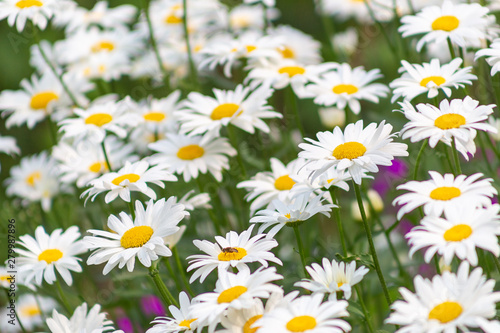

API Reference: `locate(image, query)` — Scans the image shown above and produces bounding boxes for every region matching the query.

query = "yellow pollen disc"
[332,84,359,95]
[112,173,141,186]
[432,15,460,32]
[91,41,115,53]
[443,224,472,242]
[285,213,291,219]
[434,114,466,130]
[243,315,263,333]
[89,162,107,173]
[20,305,41,317]
[30,91,59,110]
[337,282,344,288]
[246,45,257,53]
[143,112,166,122]
[428,301,463,323]
[332,142,367,160]
[217,286,248,304]
[165,14,182,24]
[16,0,43,8]
[278,66,306,77]
[85,113,113,127]
[0,275,10,282]
[120,226,154,249]
[177,144,205,160]
[217,247,248,261]
[279,47,295,59]
[38,249,63,264]
[420,76,446,87]
[429,186,461,201]
[211,103,241,120]
[26,171,41,186]
[274,175,296,191]
[286,316,317,332]
[179,318,197,329]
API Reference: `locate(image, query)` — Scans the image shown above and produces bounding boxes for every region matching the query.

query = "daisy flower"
[147,292,198,333]
[475,38,500,75]
[0,294,57,332]
[250,193,335,237]
[187,225,282,283]
[393,171,497,220]
[298,120,409,184]
[295,258,369,301]
[190,267,283,333]
[406,204,500,266]
[399,97,497,159]
[386,262,500,332]
[84,198,188,274]
[256,292,351,333]
[46,302,122,333]
[148,132,236,182]
[268,25,323,65]
[176,84,281,137]
[399,1,491,51]
[390,58,477,102]
[82,160,177,203]
[16,226,86,286]
[229,4,273,32]
[0,0,63,32]
[302,63,389,115]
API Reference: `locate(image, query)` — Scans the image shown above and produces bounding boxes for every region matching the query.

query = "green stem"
[101,141,113,172]
[318,4,337,61]
[3,288,27,333]
[363,0,398,60]
[447,38,456,59]
[451,137,462,175]
[482,131,500,161]
[173,247,195,297]
[163,258,182,292]
[413,139,428,180]
[227,125,248,179]
[328,187,348,256]
[149,263,179,307]
[127,200,136,220]
[476,132,495,175]
[443,144,456,175]
[492,253,500,274]
[287,86,305,138]
[292,226,308,277]
[182,0,198,85]
[196,178,223,235]
[352,181,392,306]
[55,279,72,314]
[355,286,375,333]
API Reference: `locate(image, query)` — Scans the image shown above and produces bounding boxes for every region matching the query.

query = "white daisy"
[84,198,188,274]
[390,58,477,102]
[82,160,177,203]
[187,225,282,283]
[298,120,409,184]
[0,0,63,32]
[0,294,57,332]
[147,292,198,333]
[386,262,500,332]
[295,258,369,301]
[16,226,86,286]
[267,25,323,65]
[475,38,500,75]
[393,171,497,220]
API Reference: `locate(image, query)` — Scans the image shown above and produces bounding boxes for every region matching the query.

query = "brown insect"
[222,247,239,253]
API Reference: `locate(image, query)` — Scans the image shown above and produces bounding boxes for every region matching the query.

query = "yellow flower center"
[112,173,141,186]
[337,282,345,288]
[20,305,41,317]
[38,249,63,264]
[429,186,461,201]
[26,171,41,186]
[211,103,242,120]
[177,144,205,160]
[278,66,306,78]
[420,76,446,87]
[89,161,107,173]
[434,114,466,130]
[179,318,197,329]
[217,247,248,261]
[217,286,248,304]
[428,301,463,323]
[16,0,43,8]
[243,315,263,333]
[85,113,113,127]
[143,112,166,122]
[165,14,183,24]
[120,226,154,249]
[443,224,472,242]
[274,175,296,191]
[0,275,10,282]
[30,91,58,110]
[279,47,295,59]
[332,141,367,160]
[246,45,257,53]
[332,84,359,95]
[432,16,460,32]
[286,316,317,332]
[91,41,115,53]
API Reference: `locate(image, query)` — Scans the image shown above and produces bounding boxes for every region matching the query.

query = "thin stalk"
[149,263,179,307]
[173,246,195,297]
[328,187,348,256]
[447,38,456,59]
[292,226,308,277]
[458,46,465,67]
[55,279,72,314]
[352,181,392,306]
[363,0,398,60]
[182,0,198,85]
[318,3,337,61]
[4,288,27,333]
[196,178,223,235]
[433,256,441,275]
[127,200,136,220]
[355,286,375,333]
[443,145,456,175]
[163,258,182,292]
[482,131,500,161]
[451,137,462,175]
[478,250,491,279]
[227,125,248,179]
[413,139,428,180]
[287,86,305,138]
[101,141,113,172]
[476,132,495,175]
[492,253,500,274]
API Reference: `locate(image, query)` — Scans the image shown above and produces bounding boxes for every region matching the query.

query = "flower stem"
[352,181,392,306]
[451,137,462,175]
[149,263,179,307]
[492,252,500,274]
[182,0,198,86]
[293,226,308,277]
[196,178,223,235]
[55,279,72,314]
[286,86,305,138]
[173,246,195,297]
[127,200,136,220]
[355,286,375,333]
[3,288,27,333]
[328,187,348,256]
[227,125,248,179]
[443,145,456,175]
[101,141,113,172]
[413,139,428,180]
[447,37,456,59]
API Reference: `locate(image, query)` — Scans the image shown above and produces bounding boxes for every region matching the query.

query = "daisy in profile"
[302,63,389,115]
[187,225,282,283]
[399,97,497,159]
[0,294,57,332]
[0,0,64,32]
[147,292,198,333]
[386,262,500,332]
[176,84,281,137]
[82,160,177,203]
[148,132,236,182]
[390,58,477,102]
[475,38,500,75]
[190,267,283,333]
[399,1,491,51]
[256,292,351,333]
[16,226,86,286]
[250,193,334,237]
[406,204,500,266]
[84,198,188,274]
[295,258,369,301]
[393,171,497,220]
[298,120,408,184]
[46,302,122,333]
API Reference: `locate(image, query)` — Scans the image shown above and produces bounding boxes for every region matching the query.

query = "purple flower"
[141,295,166,316]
